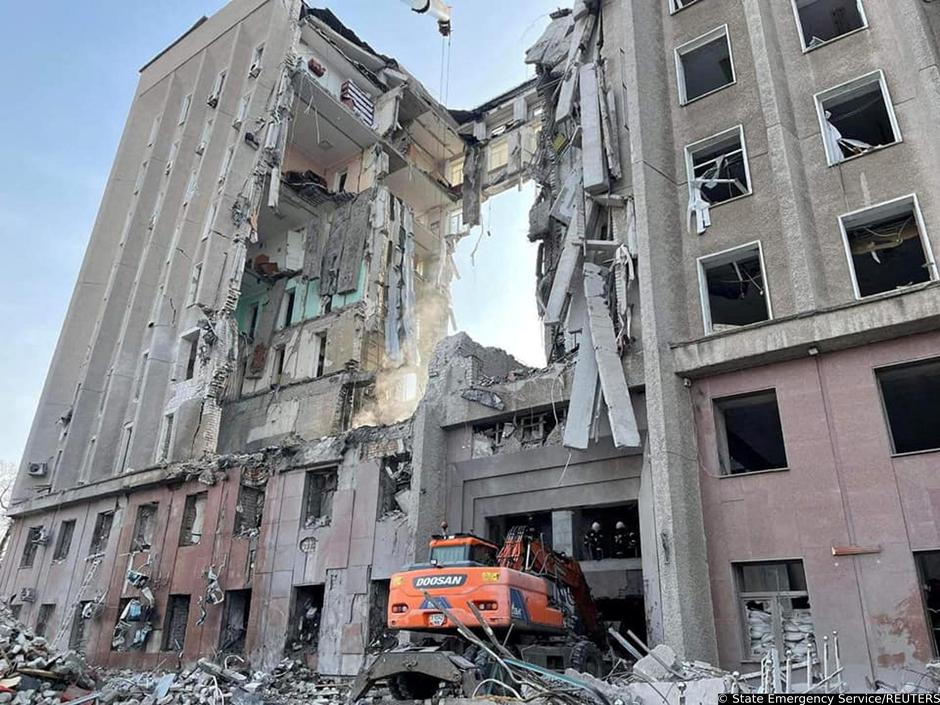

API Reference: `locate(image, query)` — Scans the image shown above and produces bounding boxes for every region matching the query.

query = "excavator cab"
[426,534,499,567]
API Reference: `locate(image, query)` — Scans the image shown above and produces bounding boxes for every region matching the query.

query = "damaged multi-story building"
[8,0,940,690]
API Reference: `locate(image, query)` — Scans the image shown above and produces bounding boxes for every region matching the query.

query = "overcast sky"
[0,1,553,463]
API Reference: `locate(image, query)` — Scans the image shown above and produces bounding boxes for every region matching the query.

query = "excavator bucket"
[348,646,480,702]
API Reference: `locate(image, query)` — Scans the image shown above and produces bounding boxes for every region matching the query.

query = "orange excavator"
[350,523,608,701]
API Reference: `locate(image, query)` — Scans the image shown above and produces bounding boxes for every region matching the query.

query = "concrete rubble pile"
[96,659,349,705]
[0,606,352,705]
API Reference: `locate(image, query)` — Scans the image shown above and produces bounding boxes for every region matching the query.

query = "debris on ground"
[0,606,351,705]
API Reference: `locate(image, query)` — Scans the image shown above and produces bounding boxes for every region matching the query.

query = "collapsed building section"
[9,0,940,693]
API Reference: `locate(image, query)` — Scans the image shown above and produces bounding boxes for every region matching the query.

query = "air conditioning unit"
[27,462,47,478]
[206,93,220,109]
[248,63,262,79]
[34,528,50,546]
[194,141,207,156]
[19,588,35,603]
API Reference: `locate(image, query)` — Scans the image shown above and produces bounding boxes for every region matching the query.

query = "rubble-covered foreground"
[0,606,350,705]
[3,601,940,705]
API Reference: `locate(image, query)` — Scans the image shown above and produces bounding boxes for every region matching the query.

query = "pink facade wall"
[0,457,409,675]
[694,331,940,685]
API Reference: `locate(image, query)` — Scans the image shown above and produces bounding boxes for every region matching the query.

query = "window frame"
[713,388,789,476]
[685,124,753,209]
[697,241,773,335]
[302,467,338,527]
[157,413,175,463]
[117,423,134,473]
[675,24,736,106]
[814,70,901,167]
[874,356,940,457]
[488,138,510,172]
[733,558,812,661]
[837,193,936,300]
[669,0,702,13]
[790,0,869,53]
[178,93,193,125]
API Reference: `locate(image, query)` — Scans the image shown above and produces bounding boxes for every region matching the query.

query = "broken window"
[335,169,349,192]
[736,560,814,659]
[53,520,75,561]
[166,140,179,174]
[183,169,198,208]
[472,411,563,456]
[234,93,251,129]
[69,602,90,652]
[302,468,338,528]
[876,357,940,455]
[675,25,735,104]
[35,604,55,638]
[368,580,394,650]
[249,44,264,77]
[179,492,208,547]
[447,209,465,236]
[315,332,327,377]
[89,511,115,556]
[118,423,134,472]
[378,454,412,517]
[112,596,154,652]
[281,289,296,329]
[161,595,190,652]
[219,589,251,654]
[134,351,148,400]
[792,0,867,51]
[20,527,44,568]
[669,0,701,11]
[158,413,174,462]
[686,126,751,230]
[246,302,262,342]
[840,195,934,298]
[488,139,509,171]
[448,157,464,187]
[699,243,770,333]
[203,200,220,239]
[816,71,900,165]
[207,69,227,108]
[178,93,193,125]
[916,551,940,654]
[340,381,371,430]
[131,503,158,552]
[188,262,203,306]
[234,483,265,535]
[287,585,323,655]
[273,345,286,381]
[714,390,788,475]
[184,333,199,380]
[197,115,214,154]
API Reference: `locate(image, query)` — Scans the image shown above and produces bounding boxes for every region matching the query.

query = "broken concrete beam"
[461,389,505,411]
[549,166,582,225]
[462,143,484,227]
[525,10,573,71]
[563,318,598,450]
[601,82,623,181]
[544,193,585,325]
[554,8,597,125]
[579,63,609,195]
[583,262,641,448]
[633,644,678,682]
